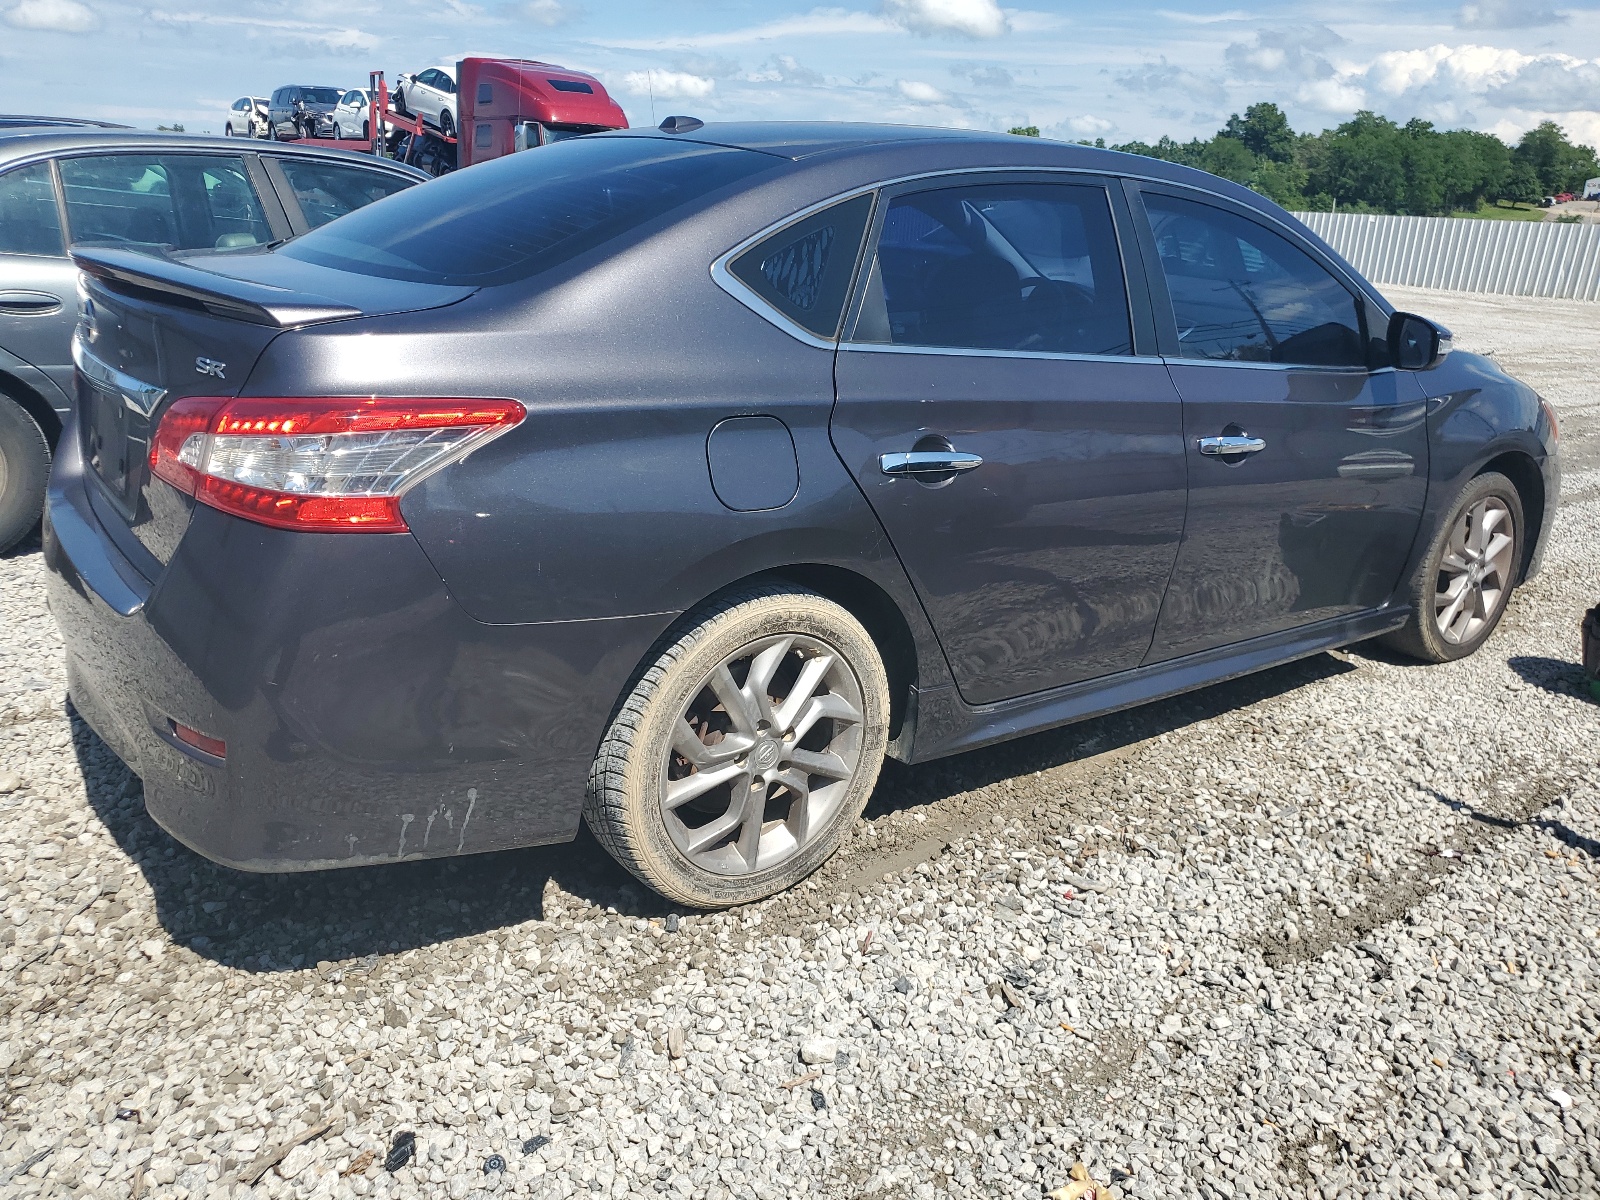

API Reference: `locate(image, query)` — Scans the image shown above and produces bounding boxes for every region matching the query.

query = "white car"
[395,66,457,138]
[332,89,376,141]
[223,97,269,139]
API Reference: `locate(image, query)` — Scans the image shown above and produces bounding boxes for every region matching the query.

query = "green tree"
[1305,111,1406,213]
[1222,102,1296,163]
[1008,125,1040,137]
[1197,134,1256,184]
[1513,121,1600,195]
[1503,161,1544,207]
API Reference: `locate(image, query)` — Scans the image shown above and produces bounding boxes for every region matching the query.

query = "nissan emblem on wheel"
[44,124,1559,907]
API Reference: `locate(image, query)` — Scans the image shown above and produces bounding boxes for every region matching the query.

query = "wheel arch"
[1477,449,1544,581]
[763,563,920,748]
[0,371,62,450]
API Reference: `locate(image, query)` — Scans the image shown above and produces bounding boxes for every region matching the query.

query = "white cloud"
[896,78,949,103]
[621,70,715,99]
[1459,0,1563,30]
[882,0,1007,38]
[747,55,824,86]
[523,0,576,26]
[1224,26,1344,82]
[3,0,98,32]
[596,8,896,50]
[1158,8,1251,23]
[1064,114,1113,136]
[951,63,1015,87]
[146,10,379,52]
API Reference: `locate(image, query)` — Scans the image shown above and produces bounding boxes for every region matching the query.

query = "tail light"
[149,395,525,532]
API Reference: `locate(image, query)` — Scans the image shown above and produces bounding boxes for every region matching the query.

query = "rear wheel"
[0,399,50,554]
[1383,471,1523,663]
[585,586,890,908]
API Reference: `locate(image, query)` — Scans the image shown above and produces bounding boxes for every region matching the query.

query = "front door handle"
[879,450,984,477]
[1198,435,1267,457]
[0,290,64,315]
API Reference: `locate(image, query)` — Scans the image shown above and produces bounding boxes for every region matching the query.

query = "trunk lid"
[70,246,473,573]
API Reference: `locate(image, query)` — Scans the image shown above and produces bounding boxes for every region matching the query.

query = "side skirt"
[903,606,1408,763]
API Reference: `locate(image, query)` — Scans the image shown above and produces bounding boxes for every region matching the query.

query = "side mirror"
[1388,311,1452,370]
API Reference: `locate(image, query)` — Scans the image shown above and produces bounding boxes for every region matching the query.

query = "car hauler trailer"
[291,57,627,175]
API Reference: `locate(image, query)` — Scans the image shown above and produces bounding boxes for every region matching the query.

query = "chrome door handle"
[0,290,63,315]
[879,450,984,477]
[1198,435,1267,457]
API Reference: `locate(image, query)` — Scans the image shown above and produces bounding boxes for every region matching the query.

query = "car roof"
[608,120,1257,196]
[0,127,428,178]
[0,114,130,130]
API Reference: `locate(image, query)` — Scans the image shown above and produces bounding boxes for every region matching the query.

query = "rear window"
[279,136,782,287]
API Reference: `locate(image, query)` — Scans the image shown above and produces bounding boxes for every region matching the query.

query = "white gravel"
[2,285,1597,1200]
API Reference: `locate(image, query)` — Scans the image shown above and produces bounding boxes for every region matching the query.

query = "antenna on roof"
[659,115,704,133]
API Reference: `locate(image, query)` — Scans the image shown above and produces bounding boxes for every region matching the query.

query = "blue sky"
[3,0,1598,147]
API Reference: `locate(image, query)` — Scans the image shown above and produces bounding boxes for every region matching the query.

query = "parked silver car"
[0,128,425,552]
[332,89,376,141]
[394,66,457,139]
[223,97,268,139]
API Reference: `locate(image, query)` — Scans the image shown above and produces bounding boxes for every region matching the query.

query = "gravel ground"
[1,285,1597,1200]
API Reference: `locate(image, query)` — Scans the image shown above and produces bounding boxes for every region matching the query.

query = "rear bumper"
[44,430,674,872]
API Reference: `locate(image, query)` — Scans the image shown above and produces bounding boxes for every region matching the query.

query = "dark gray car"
[44,123,1559,908]
[0,127,424,551]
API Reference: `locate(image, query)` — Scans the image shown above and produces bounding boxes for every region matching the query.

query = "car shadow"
[1507,654,1594,700]
[72,650,1356,973]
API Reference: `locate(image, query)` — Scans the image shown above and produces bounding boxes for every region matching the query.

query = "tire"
[585,585,891,908]
[225,122,234,137]
[1382,471,1524,663]
[333,123,342,140]
[439,109,454,140]
[361,120,370,140]
[393,91,409,118]
[0,399,50,554]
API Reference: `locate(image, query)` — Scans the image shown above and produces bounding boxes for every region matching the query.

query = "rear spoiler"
[71,246,361,328]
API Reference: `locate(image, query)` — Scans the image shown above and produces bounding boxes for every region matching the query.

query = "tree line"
[1014,104,1600,216]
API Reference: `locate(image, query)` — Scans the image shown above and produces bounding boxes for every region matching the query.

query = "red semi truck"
[300,57,628,174]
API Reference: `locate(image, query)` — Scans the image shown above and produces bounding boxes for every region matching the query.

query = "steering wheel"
[1017,277,1099,353]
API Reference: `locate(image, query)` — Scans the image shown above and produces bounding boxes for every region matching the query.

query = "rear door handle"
[0,290,64,315]
[879,450,984,477]
[1197,435,1267,457]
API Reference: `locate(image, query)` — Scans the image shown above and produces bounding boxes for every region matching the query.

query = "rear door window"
[60,154,273,250]
[274,159,416,230]
[280,136,781,286]
[0,162,64,256]
[727,193,874,339]
[850,181,1134,356]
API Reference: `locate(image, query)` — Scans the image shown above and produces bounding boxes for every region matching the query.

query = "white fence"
[1293,210,1600,301]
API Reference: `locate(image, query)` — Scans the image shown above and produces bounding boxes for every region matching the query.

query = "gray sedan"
[0,127,424,552]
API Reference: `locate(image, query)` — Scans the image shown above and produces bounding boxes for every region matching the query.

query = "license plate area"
[79,376,142,511]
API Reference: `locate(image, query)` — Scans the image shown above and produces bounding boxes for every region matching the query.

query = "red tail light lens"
[171,721,226,759]
[148,396,525,533]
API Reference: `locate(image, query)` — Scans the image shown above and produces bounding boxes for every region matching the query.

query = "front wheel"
[1383,471,1524,663]
[439,109,454,139]
[224,122,234,137]
[0,399,50,554]
[585,585,890,908]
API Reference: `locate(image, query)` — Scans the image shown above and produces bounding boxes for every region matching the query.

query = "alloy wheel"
[659,633,866,876]
[1434,496,1515,645]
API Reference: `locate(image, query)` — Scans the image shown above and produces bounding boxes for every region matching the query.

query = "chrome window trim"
[838,342,1165,366]
[710,163,1387,349]
[1157,356,1380,375]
